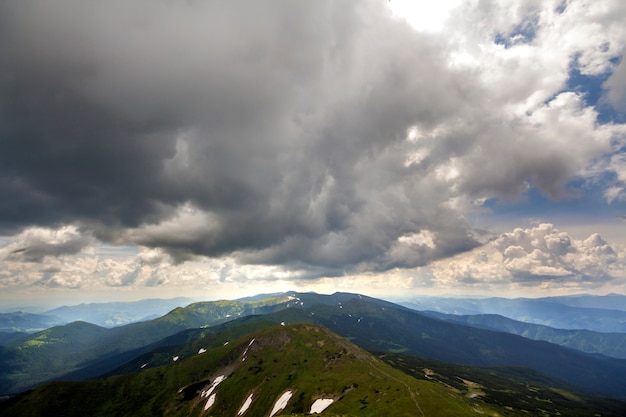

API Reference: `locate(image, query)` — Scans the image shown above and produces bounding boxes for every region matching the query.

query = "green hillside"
[382,353,626,417]
[300,298,626,398]
[0,324,502,417]
[0,295,298,395]
[79,299,626,404]
[88,315,626,416]
[0,321,110,395]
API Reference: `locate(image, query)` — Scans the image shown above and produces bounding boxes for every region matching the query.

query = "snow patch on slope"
[242,338,255,361]
[201,375,226,398]
[237,393,253,415]
[310,398,334,413]
[204,393,216,411]
[270,390,292,417]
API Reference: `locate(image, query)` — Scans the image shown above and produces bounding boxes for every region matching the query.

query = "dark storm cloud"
[1,226,92,262]
[0,0,621,273]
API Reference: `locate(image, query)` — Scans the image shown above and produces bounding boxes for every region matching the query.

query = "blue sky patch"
[565,54,624,124]
[483,182,626,224]
[494,15,538,48]
[555,1,567,15]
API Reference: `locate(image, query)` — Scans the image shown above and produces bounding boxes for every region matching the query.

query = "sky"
[1,0,626,308]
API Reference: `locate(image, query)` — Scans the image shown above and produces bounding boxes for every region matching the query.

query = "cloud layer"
[429,223,625,294]
[1,223,623,299]
[1,0,625,285]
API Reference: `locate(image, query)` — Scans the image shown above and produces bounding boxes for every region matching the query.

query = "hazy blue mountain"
[0,332,28,345]
[44,297,195,327]
[0,311,64,333]
[422,311,626,358]
[399,295,626,332]
[0,298,197,334]
[542,293,626,311]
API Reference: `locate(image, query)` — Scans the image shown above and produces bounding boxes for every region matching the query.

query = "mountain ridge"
[2,291,626,401]
[0,324,504,417]
[422,310,626,358]
[0,294,301,395]
[398,295,626,332]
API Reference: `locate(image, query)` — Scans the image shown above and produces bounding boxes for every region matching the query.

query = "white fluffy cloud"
[429,223,624,293]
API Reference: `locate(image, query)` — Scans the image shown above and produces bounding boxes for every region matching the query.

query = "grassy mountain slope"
[303,298,626,398]
[90,295,626,400]
[88,311,626,416]
[87,317,286,379]
[0,321,110,395]
[0,295,301,395]
[382,353,626,417]
[423,311,626,358]
[0,324,502,417]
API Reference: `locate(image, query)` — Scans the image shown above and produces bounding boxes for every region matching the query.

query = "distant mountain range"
[398,294,626,332]
[0,297,195,332]
[4,293,625,334]
[421,311,626,359]
[0,311,65,333]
